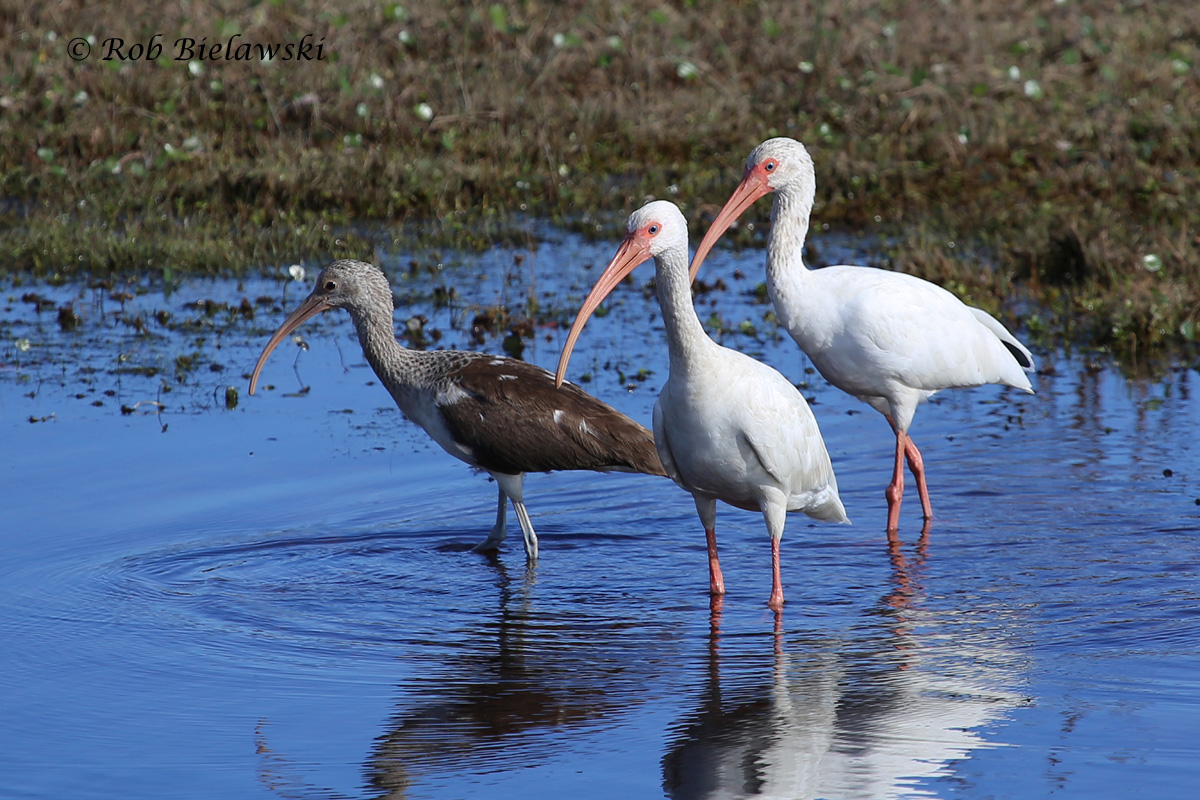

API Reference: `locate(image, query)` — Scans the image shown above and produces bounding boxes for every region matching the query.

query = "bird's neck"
[653,245,712,367]
[766,184,814,284]
[347,301,418,395]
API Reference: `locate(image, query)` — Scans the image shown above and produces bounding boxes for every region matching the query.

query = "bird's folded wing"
[736,380,833,493]
[441,356,665,476]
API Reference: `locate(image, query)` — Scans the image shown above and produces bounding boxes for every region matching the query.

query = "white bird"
[690,138,1035,533]
[556,201,848,610]
[250,259,666,563]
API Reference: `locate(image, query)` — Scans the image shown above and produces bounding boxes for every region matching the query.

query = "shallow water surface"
[2,232,1198,799]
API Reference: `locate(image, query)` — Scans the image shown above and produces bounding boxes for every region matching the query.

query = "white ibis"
[249,259,666,562]
[556,201,848,610]
[690,138,1035,533]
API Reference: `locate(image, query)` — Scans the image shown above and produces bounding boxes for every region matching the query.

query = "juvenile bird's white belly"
[393,383,478,466]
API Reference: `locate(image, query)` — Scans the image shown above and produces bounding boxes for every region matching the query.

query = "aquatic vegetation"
[0,1,1197,363]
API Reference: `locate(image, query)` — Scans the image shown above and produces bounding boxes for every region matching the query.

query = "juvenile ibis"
[690,138,1035,532]
[556,202,847,610]
[249,259,666,562]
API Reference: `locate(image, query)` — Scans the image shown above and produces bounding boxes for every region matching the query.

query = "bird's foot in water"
[472,529,506,553]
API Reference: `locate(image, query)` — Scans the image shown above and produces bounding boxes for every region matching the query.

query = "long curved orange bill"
[248,293,331,395]
[555,234,652,389]
[688,170,772,283]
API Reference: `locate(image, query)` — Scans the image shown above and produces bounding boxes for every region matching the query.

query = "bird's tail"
[599,423,669,477]
[969,307,1035,392]
[802,485,851,524]
[628,428,669,477]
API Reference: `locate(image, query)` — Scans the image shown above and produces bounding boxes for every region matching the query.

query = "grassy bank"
[1,0,1197,361]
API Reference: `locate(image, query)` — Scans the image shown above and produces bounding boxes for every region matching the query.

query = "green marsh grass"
[1,0,1197,362]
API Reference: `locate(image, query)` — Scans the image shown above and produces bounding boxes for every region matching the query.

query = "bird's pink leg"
[694,496,725,597]
[706,526,726,596]
[886,429,907,533]
[885,415,933,528]
[903,436,933,521]
[768,536,785,611]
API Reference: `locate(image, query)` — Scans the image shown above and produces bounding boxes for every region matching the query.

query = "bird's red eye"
[763,160,777,172]
[648,224,660,235]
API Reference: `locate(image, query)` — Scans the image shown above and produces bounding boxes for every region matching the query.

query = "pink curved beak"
[248,292,331,395]
[555,233,652,388]
[688,169,773,283]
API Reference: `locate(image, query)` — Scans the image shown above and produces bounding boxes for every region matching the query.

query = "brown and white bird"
[557,202,847,610]
[249,259,666,562]
[690,138,1034,532]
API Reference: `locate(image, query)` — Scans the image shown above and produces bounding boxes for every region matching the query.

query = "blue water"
[1,230,1198,799]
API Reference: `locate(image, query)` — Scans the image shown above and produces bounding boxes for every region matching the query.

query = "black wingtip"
[1004,340,1033,369]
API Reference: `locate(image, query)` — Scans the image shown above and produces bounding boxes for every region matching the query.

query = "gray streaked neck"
[346,295,419,392]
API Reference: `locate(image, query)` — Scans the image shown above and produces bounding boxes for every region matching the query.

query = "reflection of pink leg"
[706,527,725,596]
[904,436,933,521]
[767,537,785,611]
[917,518,932,553]
[886,430,906,532]
[709,593,725,624]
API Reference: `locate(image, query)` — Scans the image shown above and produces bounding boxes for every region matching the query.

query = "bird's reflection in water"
[663,525,1026,800]
[364,557,677,798]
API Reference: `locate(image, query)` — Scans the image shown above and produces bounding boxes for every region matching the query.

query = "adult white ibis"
[556,201,847,610]
[249,259,666,562]
[690,137,1035,533]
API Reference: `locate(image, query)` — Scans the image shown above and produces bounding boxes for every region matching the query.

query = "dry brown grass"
[1,0,1197,358]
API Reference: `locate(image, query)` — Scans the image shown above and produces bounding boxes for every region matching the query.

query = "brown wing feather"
[437,357,666,478]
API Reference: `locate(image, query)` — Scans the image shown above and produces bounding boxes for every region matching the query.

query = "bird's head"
[622,199,689,262]
[743,137,814,194]
[555,200,687,388]
[307,259,392,312]
[248,259,392,395]
[688,137,815,282]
